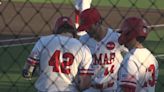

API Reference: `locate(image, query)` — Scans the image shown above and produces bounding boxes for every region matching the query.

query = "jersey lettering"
[148,64,156,86]
[93,52,115,78]
[92,41,116,86]
[93,53,115,65]
[104,65,115,76]
[49,50,74,74]
[143,64,156,87]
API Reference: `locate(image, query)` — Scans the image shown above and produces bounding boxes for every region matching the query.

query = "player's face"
[124,38,137,50]
[86,23,100,39]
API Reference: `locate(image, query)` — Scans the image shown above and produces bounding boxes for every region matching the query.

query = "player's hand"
[22,69,32,80]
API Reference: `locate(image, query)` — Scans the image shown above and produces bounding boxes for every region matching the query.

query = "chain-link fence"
[0,0,164,92]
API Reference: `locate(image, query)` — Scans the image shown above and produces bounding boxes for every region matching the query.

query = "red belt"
[91,82,114,89]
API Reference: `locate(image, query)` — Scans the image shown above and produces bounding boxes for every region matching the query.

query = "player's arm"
[78,45,93,90]
[22,58,38,80]
[121,84,136,92]
[119,59,138,92]
[79,74,92,90]
[22,38,41,80]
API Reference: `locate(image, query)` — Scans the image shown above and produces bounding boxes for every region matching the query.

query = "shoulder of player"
[132,48,152,57]
[107,28,121,37]
[140,49,156,61]
[79,34,97,45]
[39,34,77,41]
[71,38,83,45]
[39,34,55,41]
[122,50,138,64]
[79,34,90,41]
[124,48,152,64]
[80,44,92,57]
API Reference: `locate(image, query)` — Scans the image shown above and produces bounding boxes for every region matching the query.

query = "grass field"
[1,0,164,92]
[13,0,164,9]
[0,44,36,92]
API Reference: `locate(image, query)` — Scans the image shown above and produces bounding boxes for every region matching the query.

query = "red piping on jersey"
[80,68,94,71]
[80,73,94,75]
[91,82,114,89]
[121,84,136,92]
[27,58,39,66]
[121,80,137,85]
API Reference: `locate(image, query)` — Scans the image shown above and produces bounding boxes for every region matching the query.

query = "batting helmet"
[118,17,149,45]
[54,16,76,37]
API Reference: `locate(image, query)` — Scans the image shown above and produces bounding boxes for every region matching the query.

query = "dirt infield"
[0,1,164,37]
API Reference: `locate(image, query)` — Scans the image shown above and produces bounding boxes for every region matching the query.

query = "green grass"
[143,41,164,55]
[0,44,36,92]
[146,28,164,41]
[92,0,164,9]
[12,0,164,9]
[0,72,37,92]
[13,0,74,4]
[144,29,164,54]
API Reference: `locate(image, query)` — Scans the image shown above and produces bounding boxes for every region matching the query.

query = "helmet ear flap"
[55,23,77,38]
[53,16,75,35]
[136,36,146,43]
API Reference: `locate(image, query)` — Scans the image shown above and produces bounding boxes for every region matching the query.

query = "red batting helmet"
[54,16,76,37]
[54,16,74,31]
[118,17,149,45]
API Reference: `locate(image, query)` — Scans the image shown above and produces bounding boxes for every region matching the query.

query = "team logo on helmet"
[143,27,147,33]
[62,18,68,22]
[106,41,115,50]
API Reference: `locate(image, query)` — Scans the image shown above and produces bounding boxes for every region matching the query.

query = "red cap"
[77,8,101,32]
[55,16,74,31]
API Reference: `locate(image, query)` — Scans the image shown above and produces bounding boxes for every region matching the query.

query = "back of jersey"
[33,35,92,91]
[119,48,159,92]
[136,48,159,92]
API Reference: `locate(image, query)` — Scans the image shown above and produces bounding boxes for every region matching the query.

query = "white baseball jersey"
[119,48,159,92]
[27,34,93,92]
[75,0,92,12]
[79,28,127,91]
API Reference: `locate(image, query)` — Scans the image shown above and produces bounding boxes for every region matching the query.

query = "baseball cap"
[77,8,101,32]
[55,16,74,31]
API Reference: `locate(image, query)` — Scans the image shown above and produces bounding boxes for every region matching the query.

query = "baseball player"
[74,0,92,28]
[74,0,92,36]
[118,17,159,92]
[78,8,128,92]
[22,16,93,92]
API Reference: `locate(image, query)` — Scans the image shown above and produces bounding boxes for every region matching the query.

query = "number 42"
[48,50,74,74]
